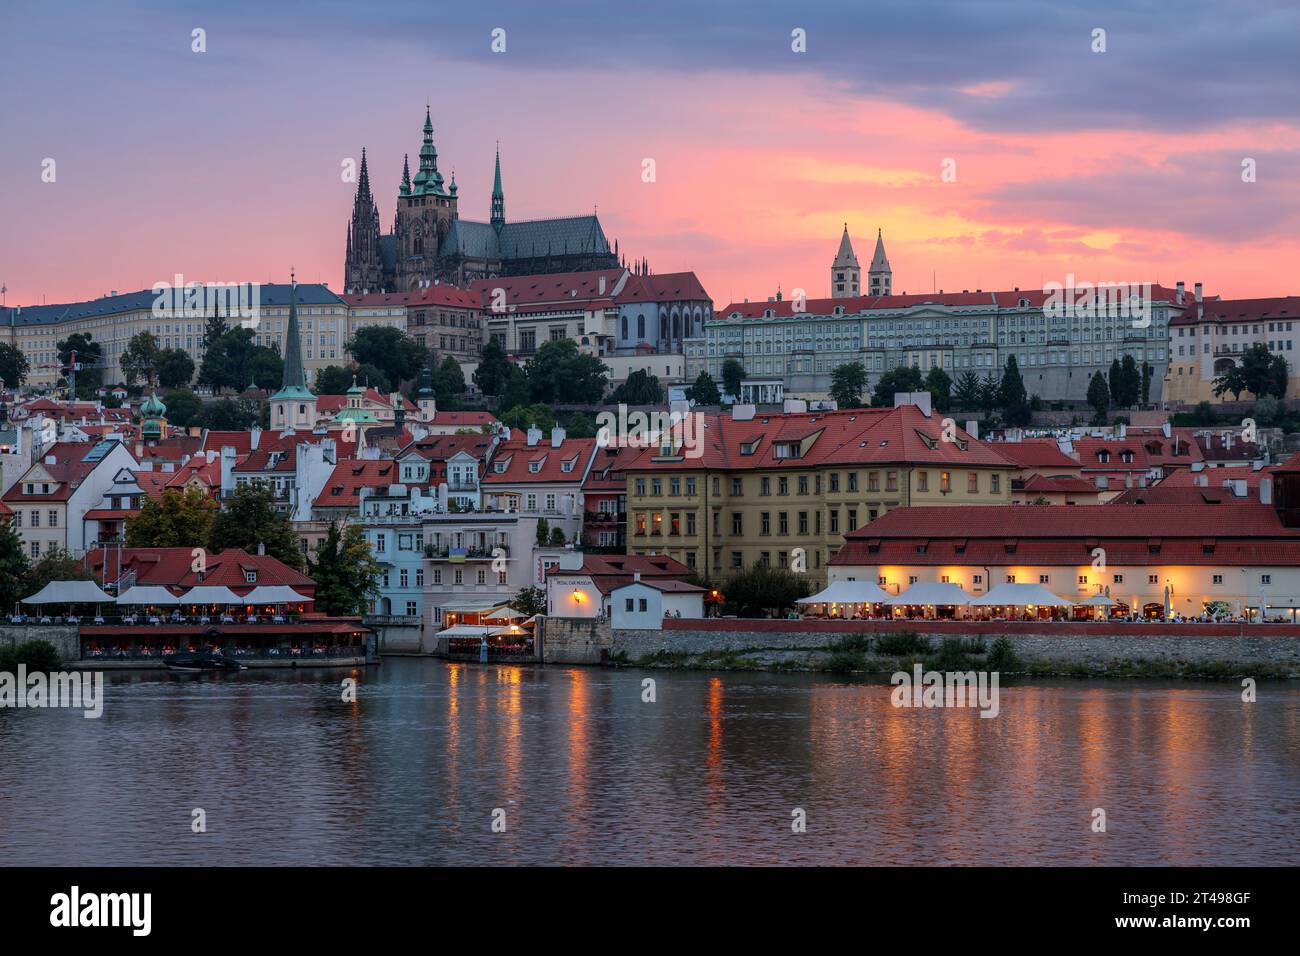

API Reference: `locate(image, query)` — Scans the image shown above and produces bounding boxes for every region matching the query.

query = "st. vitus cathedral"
[344,108,621,293]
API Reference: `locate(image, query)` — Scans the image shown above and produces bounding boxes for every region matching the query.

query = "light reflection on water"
[2,659,1297,865]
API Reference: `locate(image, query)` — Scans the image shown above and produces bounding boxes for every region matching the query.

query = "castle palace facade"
[344,109,620,293]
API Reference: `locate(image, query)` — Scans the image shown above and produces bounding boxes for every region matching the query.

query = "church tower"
[491,145,506,234]
[395,107,458,291]
[868,228,892,296]
[343,148,384,294]
[270,275,317,433]
[831,224,860,298]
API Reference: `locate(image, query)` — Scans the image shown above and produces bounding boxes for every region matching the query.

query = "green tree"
[720,358,747,400]
[978,372,1001,415]
[501,404,556,433]
[202,304,229,350]
[157,348,196,389]
[1116,354,1141,408]
[56,333,103,398]
[722,563,813,617]
[1141,360,1153,405]
[526,339,608,403]
[1109,357,1122,405]
[510,585,546,617]
[353,362,391,394]
[924,365,953,412]
[125,488,217,548]
[0,342,31,389]
[1213,365,1248,401]
[998,357,1030,425]
[198,327,257,393]
[164,389,204,428]
[871,365,923,407]
[561,411,597,438]
[347,326,425,388]
[535,517,551,547]
[607,368,663,405]
[308,522,380,615]
[1269,353,1289,399]
[200,397,262,430]
[473,339,512,396]
[207,483,301,569]
[120,331,161,388]
[496,364,529,412]
[829,362,868,408]
[1087,370,1110,424]
[0,519,32,612]
[431,355,467,409]
[549,526,566,546]
[21,547,92,601]
[688,370,721,406]
[248,346,284,391]
[314,365,354,394]
[952,371,982,411]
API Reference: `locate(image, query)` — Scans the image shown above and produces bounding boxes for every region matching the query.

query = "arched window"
[621,316,628,339]
[637,315,645,338]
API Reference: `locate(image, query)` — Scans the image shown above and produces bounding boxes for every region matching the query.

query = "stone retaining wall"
[0,625,80,663]
[610,619,1300,668]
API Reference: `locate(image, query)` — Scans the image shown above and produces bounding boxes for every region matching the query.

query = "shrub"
[0,639,62,672]
[926,636,984,671]
[986,636,1022,672]
[875,632,932,656]
[833,633,873,652]
[823,650,865,674]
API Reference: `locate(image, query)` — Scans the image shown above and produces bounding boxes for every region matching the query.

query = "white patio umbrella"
[797,579,892,605]
[23,580,115,604]
[180,585,243,606]
[886,582,972,606]
[970,582,1071,607]
[114,585,181,606]
[242,585,310,605]
[482,605,522,621]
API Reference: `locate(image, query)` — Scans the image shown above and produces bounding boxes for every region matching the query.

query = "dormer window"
[529,461,542,473]
[1098,450,1110,463]
[244,570,257,583]
[1120,450,1134,463]
[494,462,506,473]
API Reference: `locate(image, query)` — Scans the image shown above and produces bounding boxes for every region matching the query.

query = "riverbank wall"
[0,625,80,663]
[540,617,1300,675]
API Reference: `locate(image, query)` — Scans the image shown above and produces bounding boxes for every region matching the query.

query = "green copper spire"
[399,153,411,197]
[273,273,312,401]
[491,143,505,233]
[411,106,446,197]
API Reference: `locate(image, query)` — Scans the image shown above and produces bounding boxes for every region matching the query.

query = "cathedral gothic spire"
[491,143,506,234]
[399,153,411,197]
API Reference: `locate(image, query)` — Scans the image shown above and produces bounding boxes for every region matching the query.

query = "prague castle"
[343,109,620,293]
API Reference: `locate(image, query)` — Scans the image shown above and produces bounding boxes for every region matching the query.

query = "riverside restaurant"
[15,579,373,667]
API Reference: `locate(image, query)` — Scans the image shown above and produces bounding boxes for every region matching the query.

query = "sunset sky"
[2,0,1298,309]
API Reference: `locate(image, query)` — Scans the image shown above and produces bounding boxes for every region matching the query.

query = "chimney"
[598,275,607,295]
[1162,421,1171,438]
[1261,476,1274,505]
[1195,282,1204,321]
[257,542,266,556]
[634,571,641,582]
[1194,282,1203,303]
[1118,422,1127,439]
[550,426,566,448]
[1095,476,1108,490]
[731,403,756,421]
[250,425,262,450]
[526,426,542,446]
[893,390,932,417]
[783,399,808,414]
[1175,281,1185,305]
[965,420,979,440]
[1196,473,1208,487]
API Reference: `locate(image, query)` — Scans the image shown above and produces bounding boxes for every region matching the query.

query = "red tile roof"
[1019,473,1096,494]
[430,410,497,428]
[987,438,1080,470]
[83,546,313,593]
[719,284,1186,321]
[470,269,627,309]
[200,430,255,456]
[1072,437,1152,472]
[318,459,402,506]
[2,441,119,503]
[483,437,598,485]
[621,405,1012,472]
[342,285,480,310]
[833,501,1300,568]
[1170,295,1300,327]
[234,430,357,474]
[316,390,416,414]
[547,553,695,595]
[616,272,710,303]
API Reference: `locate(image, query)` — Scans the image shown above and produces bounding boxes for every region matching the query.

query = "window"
[761,477,771,496]
[1213,574,1223,584]
[829,510,839,534]
[625,598,634,612]
[30,510,39,528]
[1148,574,1158,584]
[1039,574,1050,584]
[639,598,648,612]
[848,473,859,492]
[1006,574,1016,583]
[761,512,771,535]
[967,472,979,494]
[1078,575,1088,585]
[798,476,809,495]
[886,471,898,492]
[48,510,58,527]
[731,513,743,535]
[917,471,928,492]
[731,552,742,569]
[778,477,788,496]
[685,477,696,496]
[30,541,39,558]
[798,512,808,534]
[731,478,742,495]
[1113,574,1124,584]
[991,474,1001,494]
[1262,574,1272,584]
[406,601,418,616]
[847,509,858,531]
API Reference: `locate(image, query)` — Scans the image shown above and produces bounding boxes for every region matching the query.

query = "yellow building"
[1164,291,1300,404]
[621,400,1015,585]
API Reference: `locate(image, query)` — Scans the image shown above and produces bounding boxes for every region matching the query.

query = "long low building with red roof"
[828,476,1300,618]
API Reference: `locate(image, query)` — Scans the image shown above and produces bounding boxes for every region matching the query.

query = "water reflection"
[1,662,1297,865]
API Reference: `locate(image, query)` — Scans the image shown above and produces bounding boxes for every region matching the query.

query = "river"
[2,658,1297,865]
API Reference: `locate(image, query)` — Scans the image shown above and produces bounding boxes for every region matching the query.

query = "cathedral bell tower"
[395,107,458,290]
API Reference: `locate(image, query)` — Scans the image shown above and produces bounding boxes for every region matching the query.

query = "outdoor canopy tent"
[971,582,1072,607]
[114,585,181,606]
[179,585,244,605]
[22,580,116,604]
[886,582,972,606]
[797,579,893,605]
[1082,594,1117,606]
[481,605,523,621]
[241,585,310,605]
